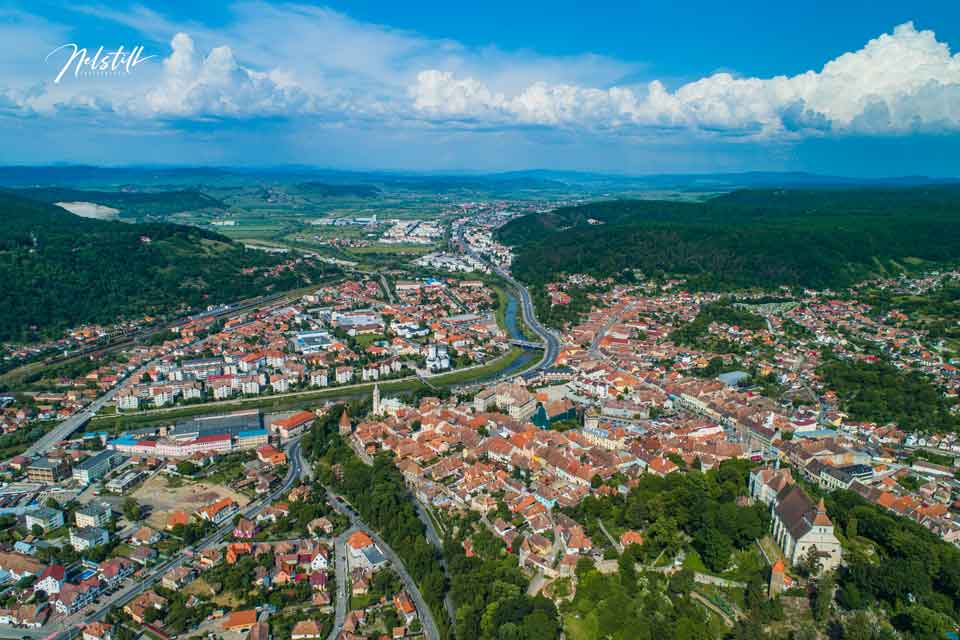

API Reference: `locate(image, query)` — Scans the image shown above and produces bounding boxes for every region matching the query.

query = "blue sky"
[3,1,960,175]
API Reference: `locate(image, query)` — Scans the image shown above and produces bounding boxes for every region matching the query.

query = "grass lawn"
[722,547,766,583]
[112,543,133,558]
[564,613,597,640]
[758,535,783,565]
[683,548,709,573]
[353,333,387,348]
[350,593,377,609]
[348,243,436,255]
[428,348,528,385]
[683,546,766,584]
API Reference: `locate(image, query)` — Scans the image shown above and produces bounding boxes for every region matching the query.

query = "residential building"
[25,506,64,532]
[70,527,110,551]
[27,457,71,483]
[75,503,112,528]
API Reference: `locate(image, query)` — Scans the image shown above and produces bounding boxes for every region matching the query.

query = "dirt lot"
[132,473,251,529]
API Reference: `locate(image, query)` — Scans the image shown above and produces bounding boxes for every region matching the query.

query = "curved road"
[324,492,441,640]
[456,227,559,375]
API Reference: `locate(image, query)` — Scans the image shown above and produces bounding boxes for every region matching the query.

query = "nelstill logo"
[46,44,155,84]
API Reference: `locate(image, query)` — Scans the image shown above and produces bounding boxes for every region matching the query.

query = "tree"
[176,460,198,476]
[122,497,142,521]
[813,574,835,623]
[618,552,637,590]
[694,528,733,572]
[797,545,823,577]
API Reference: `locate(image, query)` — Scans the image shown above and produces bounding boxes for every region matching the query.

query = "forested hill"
[498,187,960,290]
[0,193,329,341]
[7,187,222,219]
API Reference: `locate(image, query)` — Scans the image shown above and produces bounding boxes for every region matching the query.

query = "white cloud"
[3,6,960,142]
[143,32,315,118]
[410,22,960,137]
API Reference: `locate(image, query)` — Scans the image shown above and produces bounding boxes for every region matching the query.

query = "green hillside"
[7,187,222,219]
[498,187,960,290]
[0,193,333,341]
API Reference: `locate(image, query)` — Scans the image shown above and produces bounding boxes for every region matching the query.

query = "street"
[324,492,441,640]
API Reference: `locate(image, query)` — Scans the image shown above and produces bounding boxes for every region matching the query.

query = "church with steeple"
[770,484,842,573]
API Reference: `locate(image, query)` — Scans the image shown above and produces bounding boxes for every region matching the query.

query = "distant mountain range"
[1,165,956,193]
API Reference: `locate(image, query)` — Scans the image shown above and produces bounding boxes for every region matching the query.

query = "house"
[26,506,64,532]
[351,573,369,595]
[166,511,190,530]
[54,578,101,615]
[197,498,239,524]
[0,603,49,628]
[223,609,258,633]
[70,527,110,551]
[308,517,334,536]
[34,564,65,595]
[162,566,195,590]
[233,518,258,539]
[99,557,135,585]
[83,622,113,640]
[75,502,112,528]
[770,485,842,573]
[291,620,324,640]
[199,548,223,568]
[124,591,167,624]
[309,571,328,591]
[127,546,157,566]
[257,445,287,466]
[131,526,161,546]
[620,531,644,549]
[346,531,386,569]
[393,591,417,624]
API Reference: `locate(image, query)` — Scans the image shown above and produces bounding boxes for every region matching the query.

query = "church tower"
[372,383,381,416]
[338,408,351,435]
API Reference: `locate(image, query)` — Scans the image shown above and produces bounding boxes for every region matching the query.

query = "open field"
[347,243,437,255]
[134,473,251,529]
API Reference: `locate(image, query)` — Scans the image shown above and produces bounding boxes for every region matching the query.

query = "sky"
[3,1,960,176]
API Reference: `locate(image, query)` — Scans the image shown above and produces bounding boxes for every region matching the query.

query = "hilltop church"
[770,485,842,572]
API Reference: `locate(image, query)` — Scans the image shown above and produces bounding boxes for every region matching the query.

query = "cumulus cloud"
[4,6,960,143]
[144,32,315,118]
[410,22,960,137]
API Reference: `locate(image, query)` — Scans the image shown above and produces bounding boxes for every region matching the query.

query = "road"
[378,273,397,304]
[324,492,441,640]
[68,437,305,633]
[23,368,137,457]
[413,500,457,622]
[455,227,559,375]
[326,530,349,640]
[0,627,48,639]
[589,301,636,358]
